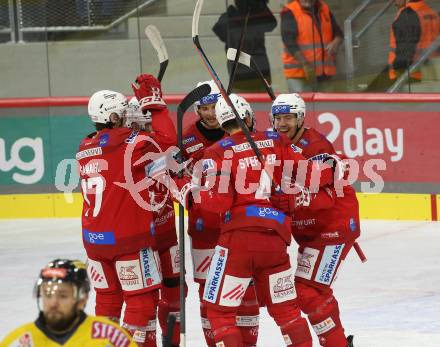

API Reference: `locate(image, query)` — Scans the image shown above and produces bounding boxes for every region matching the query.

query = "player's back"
[76,128,155,257]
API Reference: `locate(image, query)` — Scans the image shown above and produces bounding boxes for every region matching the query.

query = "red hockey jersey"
[292,128,361,244]
[197,130,327,244]
[77,109,176,257]
[182,121,225,241]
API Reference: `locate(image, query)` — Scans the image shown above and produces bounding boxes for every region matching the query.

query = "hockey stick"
[145,25,169,82]
[227,48,276,100]
[192,0,270,177]
[163,315,176,347]
[226,11,250,95]
[176,83,212,347]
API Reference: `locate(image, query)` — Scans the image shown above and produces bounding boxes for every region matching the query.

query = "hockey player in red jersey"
[77,74,176,347]
[181,81,260,346]
[194,94,327,347]
[125,97,181,346]
[272,93,360,347]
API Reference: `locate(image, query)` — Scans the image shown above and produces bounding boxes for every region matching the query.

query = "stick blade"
[226,48,251,68]
[192,0,204,38]
[178,83,211,116]
[145,24,168,63]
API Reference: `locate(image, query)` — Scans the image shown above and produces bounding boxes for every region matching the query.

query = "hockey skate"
[347,335,354,347]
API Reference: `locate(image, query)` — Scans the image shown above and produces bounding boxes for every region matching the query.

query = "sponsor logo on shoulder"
[76,147,102,160]
[186,143,204,154]
[202,158,215,172]
[265,130,280,139]
[309,153,327,162]
[350,218,357,232]
[299,138,309,147]
[98,133,109,147]
[219,138,235,148]
[290,144,302,153]
[125,130,139,144]
[183,135,196,145]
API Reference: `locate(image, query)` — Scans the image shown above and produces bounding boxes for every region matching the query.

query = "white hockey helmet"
[125,97,152,130]
[215,93,254,127]
[194,80,221,111]
[271,93,306,124]
[88,90,128,124]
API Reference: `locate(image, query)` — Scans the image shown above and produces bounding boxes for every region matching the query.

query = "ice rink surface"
[1,219,439,346]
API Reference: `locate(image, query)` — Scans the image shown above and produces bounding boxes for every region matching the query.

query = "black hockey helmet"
[35,259,90,299]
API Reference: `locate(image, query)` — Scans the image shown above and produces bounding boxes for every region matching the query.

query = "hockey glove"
[131,73,166,112]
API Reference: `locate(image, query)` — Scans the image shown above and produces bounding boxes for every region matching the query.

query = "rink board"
[0,192,436,221]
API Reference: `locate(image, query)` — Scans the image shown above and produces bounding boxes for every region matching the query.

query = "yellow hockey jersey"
[0,313,137,347]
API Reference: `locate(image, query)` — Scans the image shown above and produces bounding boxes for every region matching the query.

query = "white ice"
[1,219,439,346]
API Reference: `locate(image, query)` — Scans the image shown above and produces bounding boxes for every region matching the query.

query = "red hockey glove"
[131,73,166,112]
[270,185,311,215]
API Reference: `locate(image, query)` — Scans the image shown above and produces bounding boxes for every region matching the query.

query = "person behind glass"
[0,259,137,347]
[281,0,343,92]
[388,0,440,86]
[212,0,277,92]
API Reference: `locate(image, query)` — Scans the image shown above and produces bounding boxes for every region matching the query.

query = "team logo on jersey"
[349,218,357,232]
[183,135,196,145]
[219,138,235,148]
[125,130,139,144]
[265,130,280,139]
[315,244,345,285]
[87,259,109,289]
[269,269,296,304]
[83,229,116,245]
[245,206,285,224]
[290,144,302,153]
[204,246,228,303]
[98,133,109,147]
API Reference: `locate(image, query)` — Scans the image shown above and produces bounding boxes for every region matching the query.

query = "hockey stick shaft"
[353,241,367,263]
[145,25,169,82]
[226,11,250,95]
[227,48,275,100]
[163,315,176,347]
[176,84,212,346]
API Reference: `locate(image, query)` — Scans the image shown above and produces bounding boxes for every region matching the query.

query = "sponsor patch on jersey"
[192,248,215,280]
[264,130,280,139]
[169,245,180,274]
[224,211,231,223]
[145,155,167,176]
[315,244,345,285]
[219,138,235,148]
[232,139,274,152]
[183,135,196,145]
[295,247,320,280]
[219,275,251,307]
[202,158,215,172]
[245,206,285,224]
[125,130,139,144]
[290,144,302,153]
[350,218,357,232]
[195,217,204,231]
[83,229,115,245]
[309,153,328,162]
[312,317,336,335]
[98,133,109,147]
[236,315,259,327]
[87,258,109,289]
[204,246,228,303]
[92,321,130,347]
[116,260,144,291]
[269,268,296,304]
[271,104,291,115]
[283,334,292,345]
[75,147,102,160]
[186,143,204,153]
[139,248,162,288]
[299,138,309,147]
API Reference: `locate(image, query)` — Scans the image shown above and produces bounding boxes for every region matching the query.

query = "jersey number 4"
[81,177,104,217]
